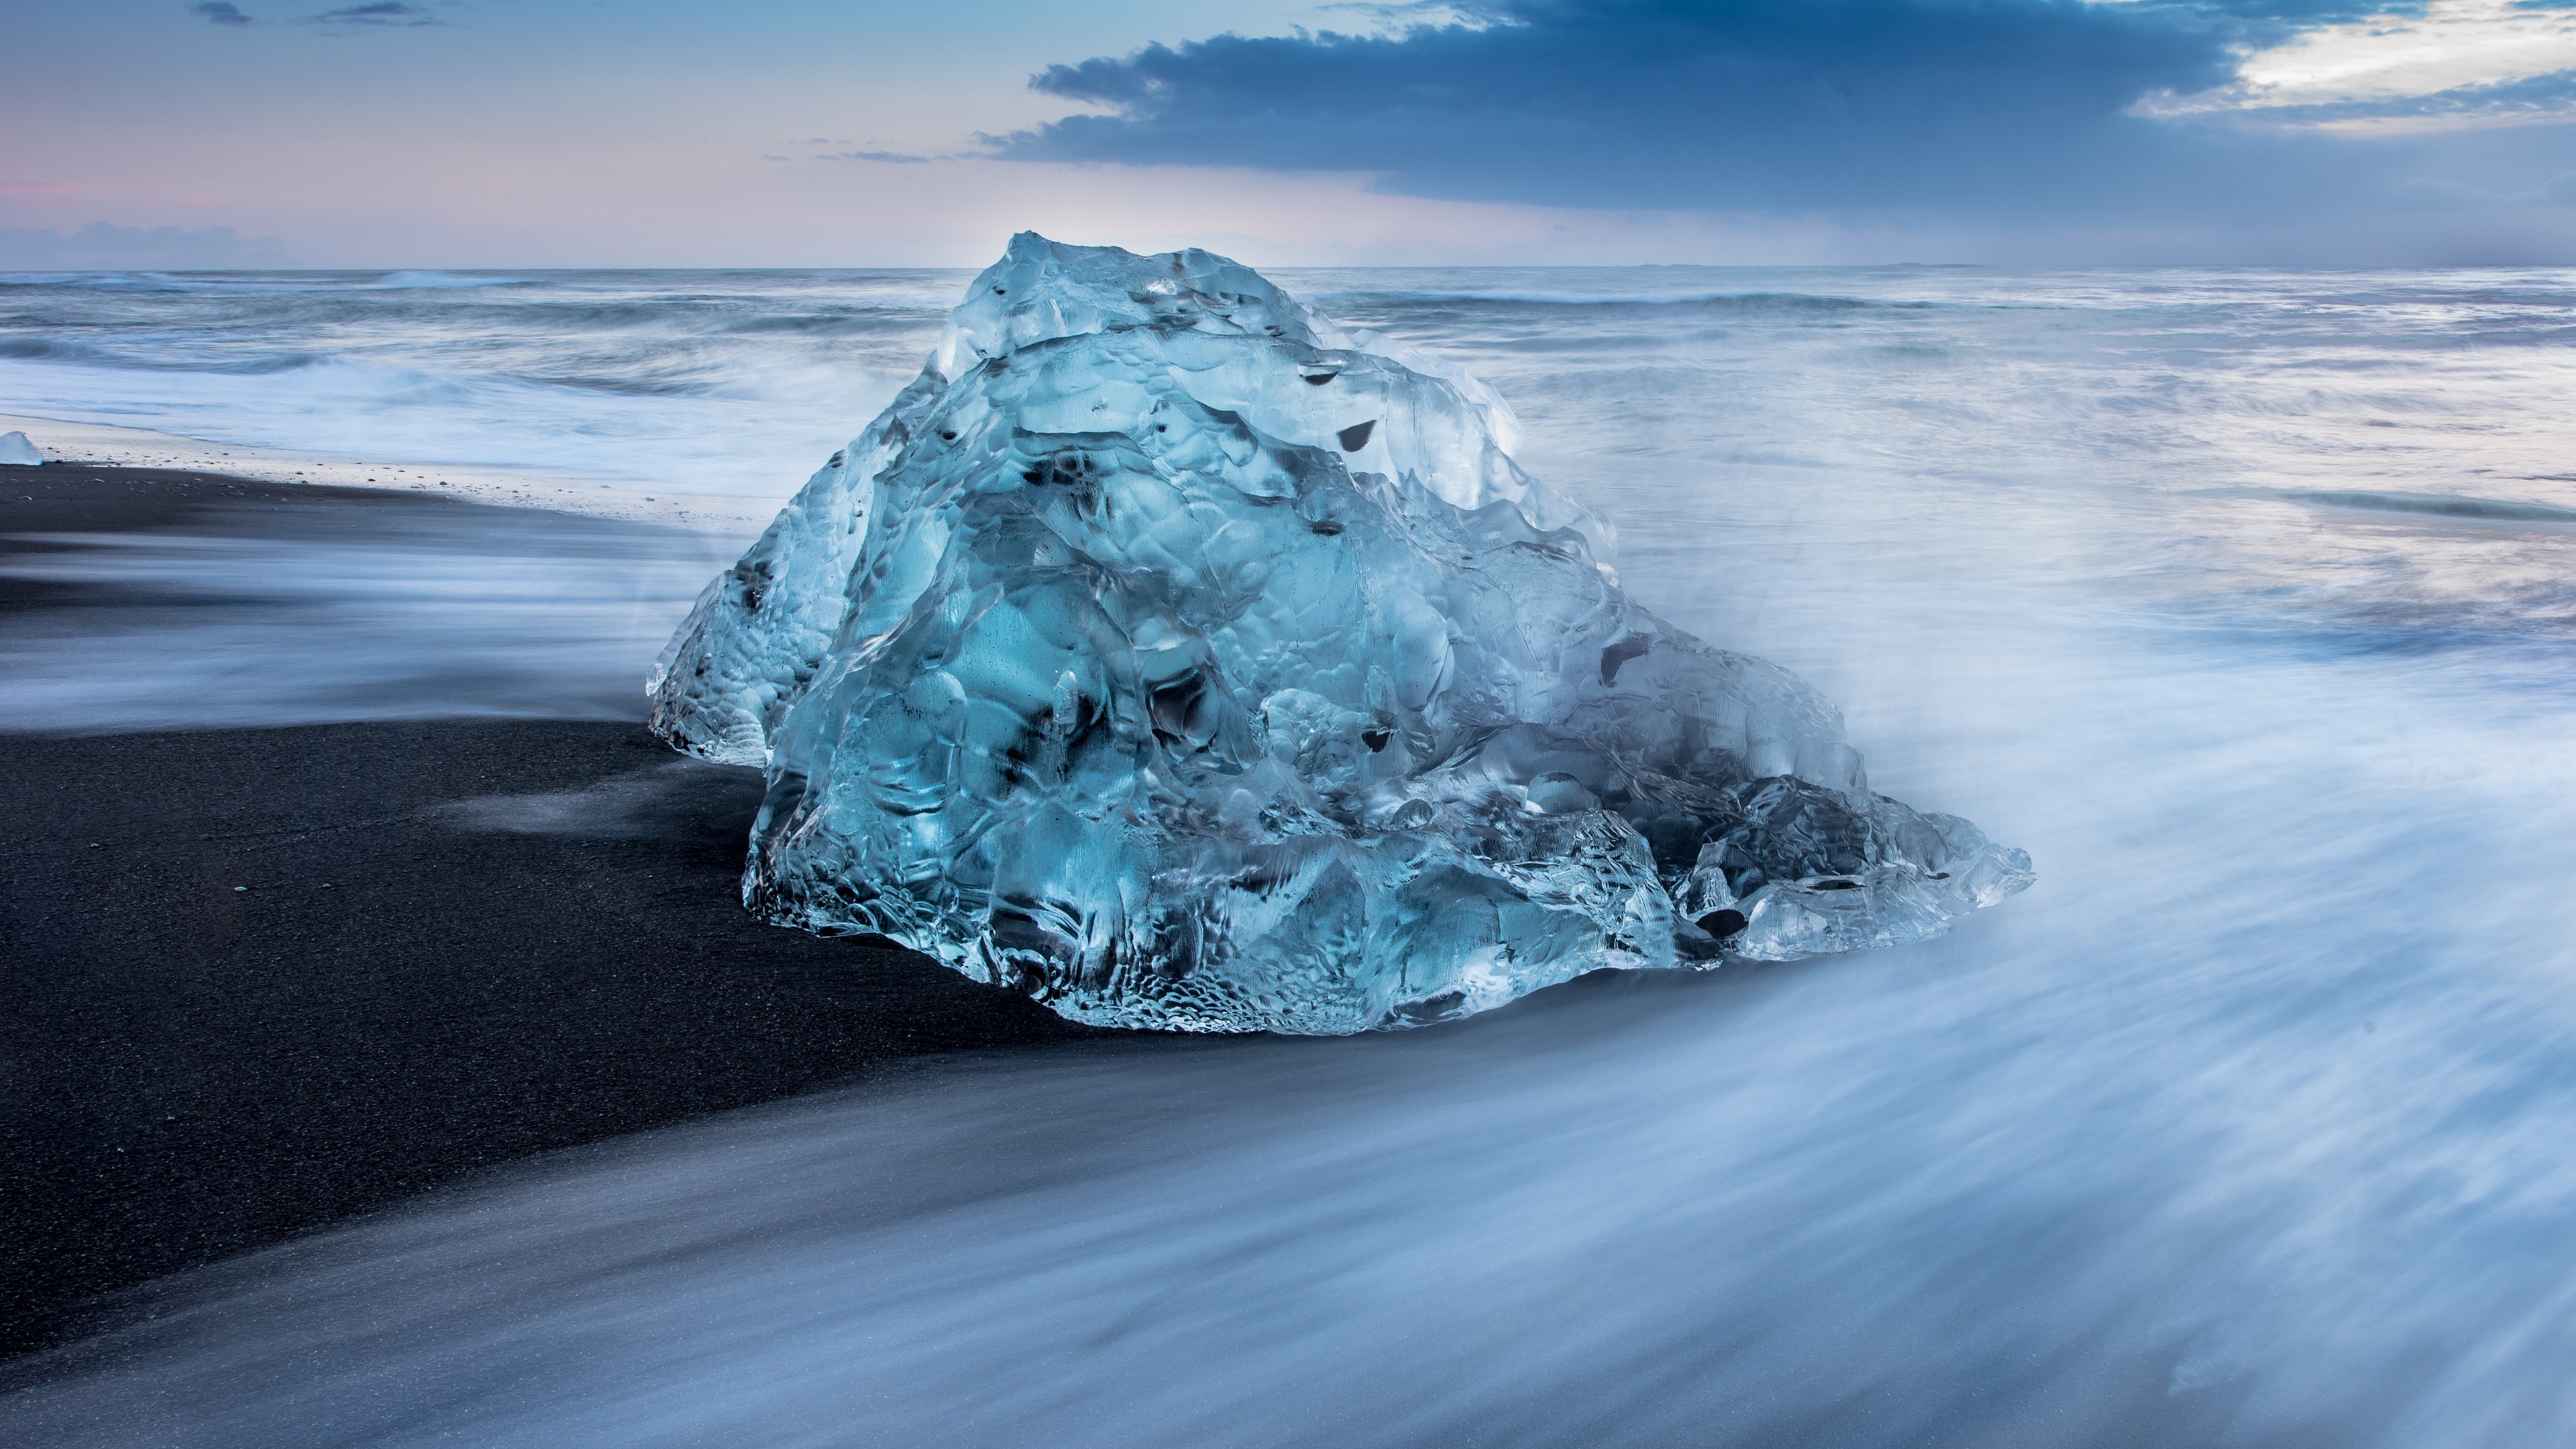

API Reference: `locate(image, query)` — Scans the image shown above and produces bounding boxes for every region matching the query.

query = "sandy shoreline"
[0,412,781,533]
[0,467,1122,1358]
[0,720,1123,1358]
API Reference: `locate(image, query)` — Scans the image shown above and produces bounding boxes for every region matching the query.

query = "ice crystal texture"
[653,235,2031,1032]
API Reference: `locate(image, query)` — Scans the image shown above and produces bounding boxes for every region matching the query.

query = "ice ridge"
[652,233,2031,1033]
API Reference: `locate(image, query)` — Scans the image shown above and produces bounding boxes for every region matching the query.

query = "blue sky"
[6,0,2575,265]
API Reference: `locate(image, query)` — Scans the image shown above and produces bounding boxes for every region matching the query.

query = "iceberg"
[653,235,2031,1033]
[0,431,43,468]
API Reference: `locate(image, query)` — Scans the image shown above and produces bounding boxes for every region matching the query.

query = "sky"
[5,0,2576,266]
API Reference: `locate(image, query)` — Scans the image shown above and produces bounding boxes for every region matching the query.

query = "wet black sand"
[0,468,1112,1356]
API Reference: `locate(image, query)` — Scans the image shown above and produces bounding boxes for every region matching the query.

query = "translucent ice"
[0,431,43,467]
[653,235,2031,1033]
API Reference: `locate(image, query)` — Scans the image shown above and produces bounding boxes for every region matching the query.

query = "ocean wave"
[1310,288,1913,314]
[718,311,944,337]
[0,271,232,292]
[519,370,714,398]
[0,270,529,294]
[0,336,110,362]
[364,270,529,290]
[0,342,896,496]
[0,341,331,375]
[2277,488,2576,525]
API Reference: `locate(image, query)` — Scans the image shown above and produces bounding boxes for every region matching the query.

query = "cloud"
[1313,1,1518,35]
[184,0,451,28]
[0,222,291,270]
[977,0,2576,254]
[993,0,2262,214]
[763,138,955,164]
[2190,65,2576,131]
[309,2,444,26]
[2144,0,2576,131]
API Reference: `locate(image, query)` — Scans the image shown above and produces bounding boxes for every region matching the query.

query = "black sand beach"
[0,468,1112,1356]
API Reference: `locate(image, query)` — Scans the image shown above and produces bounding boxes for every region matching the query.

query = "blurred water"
[5,264,2575,1444]
[0,501,721,732]
[0,268,960,494]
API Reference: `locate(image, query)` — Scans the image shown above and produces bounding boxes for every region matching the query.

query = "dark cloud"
[309,2,444,26]
[997,1,2255,212]
[193,0,449,28]
[986,0,2536,230]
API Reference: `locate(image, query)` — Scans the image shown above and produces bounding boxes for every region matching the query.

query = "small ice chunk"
[0,431,44,468]
[653,233,2032,1034]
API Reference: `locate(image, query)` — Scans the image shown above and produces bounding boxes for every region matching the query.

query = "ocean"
[5,263,2575,1445]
